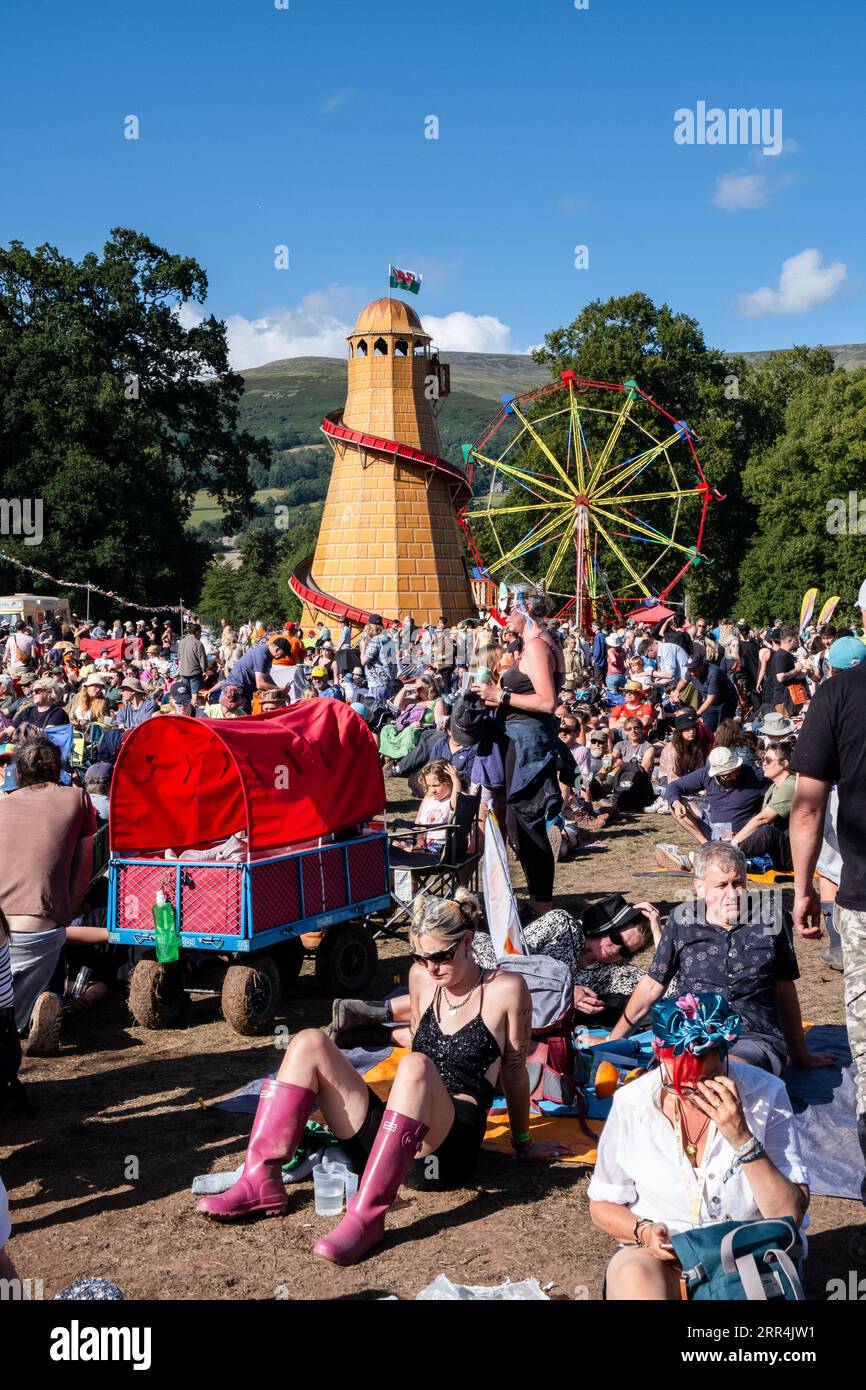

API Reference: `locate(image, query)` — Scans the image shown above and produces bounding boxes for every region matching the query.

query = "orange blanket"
[362,1048,603,1165]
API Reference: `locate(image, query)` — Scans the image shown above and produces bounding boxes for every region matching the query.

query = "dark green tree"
[737,366,866,623]
[0,227,270,605]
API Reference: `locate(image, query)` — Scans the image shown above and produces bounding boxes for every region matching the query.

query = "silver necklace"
[442,970,482,1016]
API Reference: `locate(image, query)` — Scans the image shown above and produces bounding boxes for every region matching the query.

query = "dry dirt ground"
[2,782,861,1301]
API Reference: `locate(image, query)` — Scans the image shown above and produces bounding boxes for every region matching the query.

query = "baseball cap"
[169,681,192,703]
[828,636,866,670]
[310,666,328,679]
[85,761,114,784]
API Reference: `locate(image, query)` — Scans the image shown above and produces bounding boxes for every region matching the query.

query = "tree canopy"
[0,227,270,606]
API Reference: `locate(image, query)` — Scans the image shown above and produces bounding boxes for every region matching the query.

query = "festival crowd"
[2,586,866,1297]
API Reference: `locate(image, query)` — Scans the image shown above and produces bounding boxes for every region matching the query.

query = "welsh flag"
[388,264,422,294]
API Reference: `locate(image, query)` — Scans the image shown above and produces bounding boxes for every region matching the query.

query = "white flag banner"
[482,813,526,958]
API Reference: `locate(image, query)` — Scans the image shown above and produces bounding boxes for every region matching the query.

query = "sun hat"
[605,634,623,648]
[707,746,744,778]
[83,672,107,688]
[624,680,644,693]
[351,666,364,679]
[828,635,866,670]
[120,677,145,694]
[759,712,796,736]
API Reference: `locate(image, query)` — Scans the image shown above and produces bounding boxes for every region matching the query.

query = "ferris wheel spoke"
[583,389,638,494]
[477,452,575,504]
[590,430,682,500]
[484,505,573,574]
[589,513,653,598]
[544,517,579,590]
[508,403,578,497]
[590,501,697,558]
[605,486,704,505]
[567,383,590,494]
[464,502,553,518]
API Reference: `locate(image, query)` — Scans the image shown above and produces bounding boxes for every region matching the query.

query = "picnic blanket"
[214,1028,861,1194]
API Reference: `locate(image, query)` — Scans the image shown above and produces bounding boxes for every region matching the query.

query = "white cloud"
[177,293,526,367]
[738,248,847,317]
[713,172,769,211]
[420,311,515,353]
[321,88,355,113]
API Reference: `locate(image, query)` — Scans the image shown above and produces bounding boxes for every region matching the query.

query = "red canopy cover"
[109,699,386,855]
[80,637,131,661]
[623,603,675,626]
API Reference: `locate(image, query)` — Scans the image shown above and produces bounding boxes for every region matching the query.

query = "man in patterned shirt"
[606,841,834,1074]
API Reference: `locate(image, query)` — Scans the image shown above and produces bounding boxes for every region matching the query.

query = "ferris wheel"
[461,373,716,625]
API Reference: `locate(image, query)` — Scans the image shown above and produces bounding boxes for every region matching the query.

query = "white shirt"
[587,1060,808,1235]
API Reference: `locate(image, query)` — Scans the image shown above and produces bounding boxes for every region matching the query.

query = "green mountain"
[236,352,550,456]
[195,343,864,541]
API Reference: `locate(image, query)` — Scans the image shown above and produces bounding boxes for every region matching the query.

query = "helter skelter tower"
[290,297,475,628]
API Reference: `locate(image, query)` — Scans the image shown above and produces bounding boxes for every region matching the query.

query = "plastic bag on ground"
[416,1274,549,1300]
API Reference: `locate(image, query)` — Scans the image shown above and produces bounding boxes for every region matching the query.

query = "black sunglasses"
[411,941,461,966]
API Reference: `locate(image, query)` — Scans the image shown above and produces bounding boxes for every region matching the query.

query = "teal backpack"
[670,1218,805,1301]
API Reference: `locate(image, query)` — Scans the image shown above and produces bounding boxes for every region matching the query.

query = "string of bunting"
[0,548,184,614]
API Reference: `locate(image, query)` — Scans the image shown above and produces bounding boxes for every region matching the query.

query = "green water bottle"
[152,890,179,963]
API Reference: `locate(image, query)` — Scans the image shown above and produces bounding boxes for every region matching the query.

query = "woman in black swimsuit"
[197,894,564,1264]
[474,593,565,914]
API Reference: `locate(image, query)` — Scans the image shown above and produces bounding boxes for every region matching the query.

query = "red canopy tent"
[623,603,675,626]
[109,699,385,856]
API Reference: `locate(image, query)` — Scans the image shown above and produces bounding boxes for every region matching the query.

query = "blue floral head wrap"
[651,992,742,1057]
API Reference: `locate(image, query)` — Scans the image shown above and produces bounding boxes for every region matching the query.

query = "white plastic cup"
[313,1166,344,1217]
[712,822,734,843]
[343,1171,359,1202]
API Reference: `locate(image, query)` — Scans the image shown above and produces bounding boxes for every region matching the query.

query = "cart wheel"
[128,959,188,1029]
[221,956,281,1036]
[271,937,304,990]
[314,922,378,995]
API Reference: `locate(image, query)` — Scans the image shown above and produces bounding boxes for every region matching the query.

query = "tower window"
[373,337,388,356]
[394,339,408,356]
[413,342,427,356]
[356,338,367,356]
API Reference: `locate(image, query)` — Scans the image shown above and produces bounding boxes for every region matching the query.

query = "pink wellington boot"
[197,1079,315,1219]
[313,1109,428,1265]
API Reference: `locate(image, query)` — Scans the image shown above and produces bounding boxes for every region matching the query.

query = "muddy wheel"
[221,956,281,1036]
[271,937,304,991]
[314,922,378,996]
[128,959,188,1029]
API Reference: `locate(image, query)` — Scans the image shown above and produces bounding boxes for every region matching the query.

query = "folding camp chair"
[375,789,483,940]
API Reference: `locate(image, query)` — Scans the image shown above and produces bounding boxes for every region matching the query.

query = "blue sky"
[1,0,862,367]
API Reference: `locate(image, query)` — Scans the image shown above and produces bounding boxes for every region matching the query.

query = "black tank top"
[501,653,563,719]
[412,975,501,1109]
